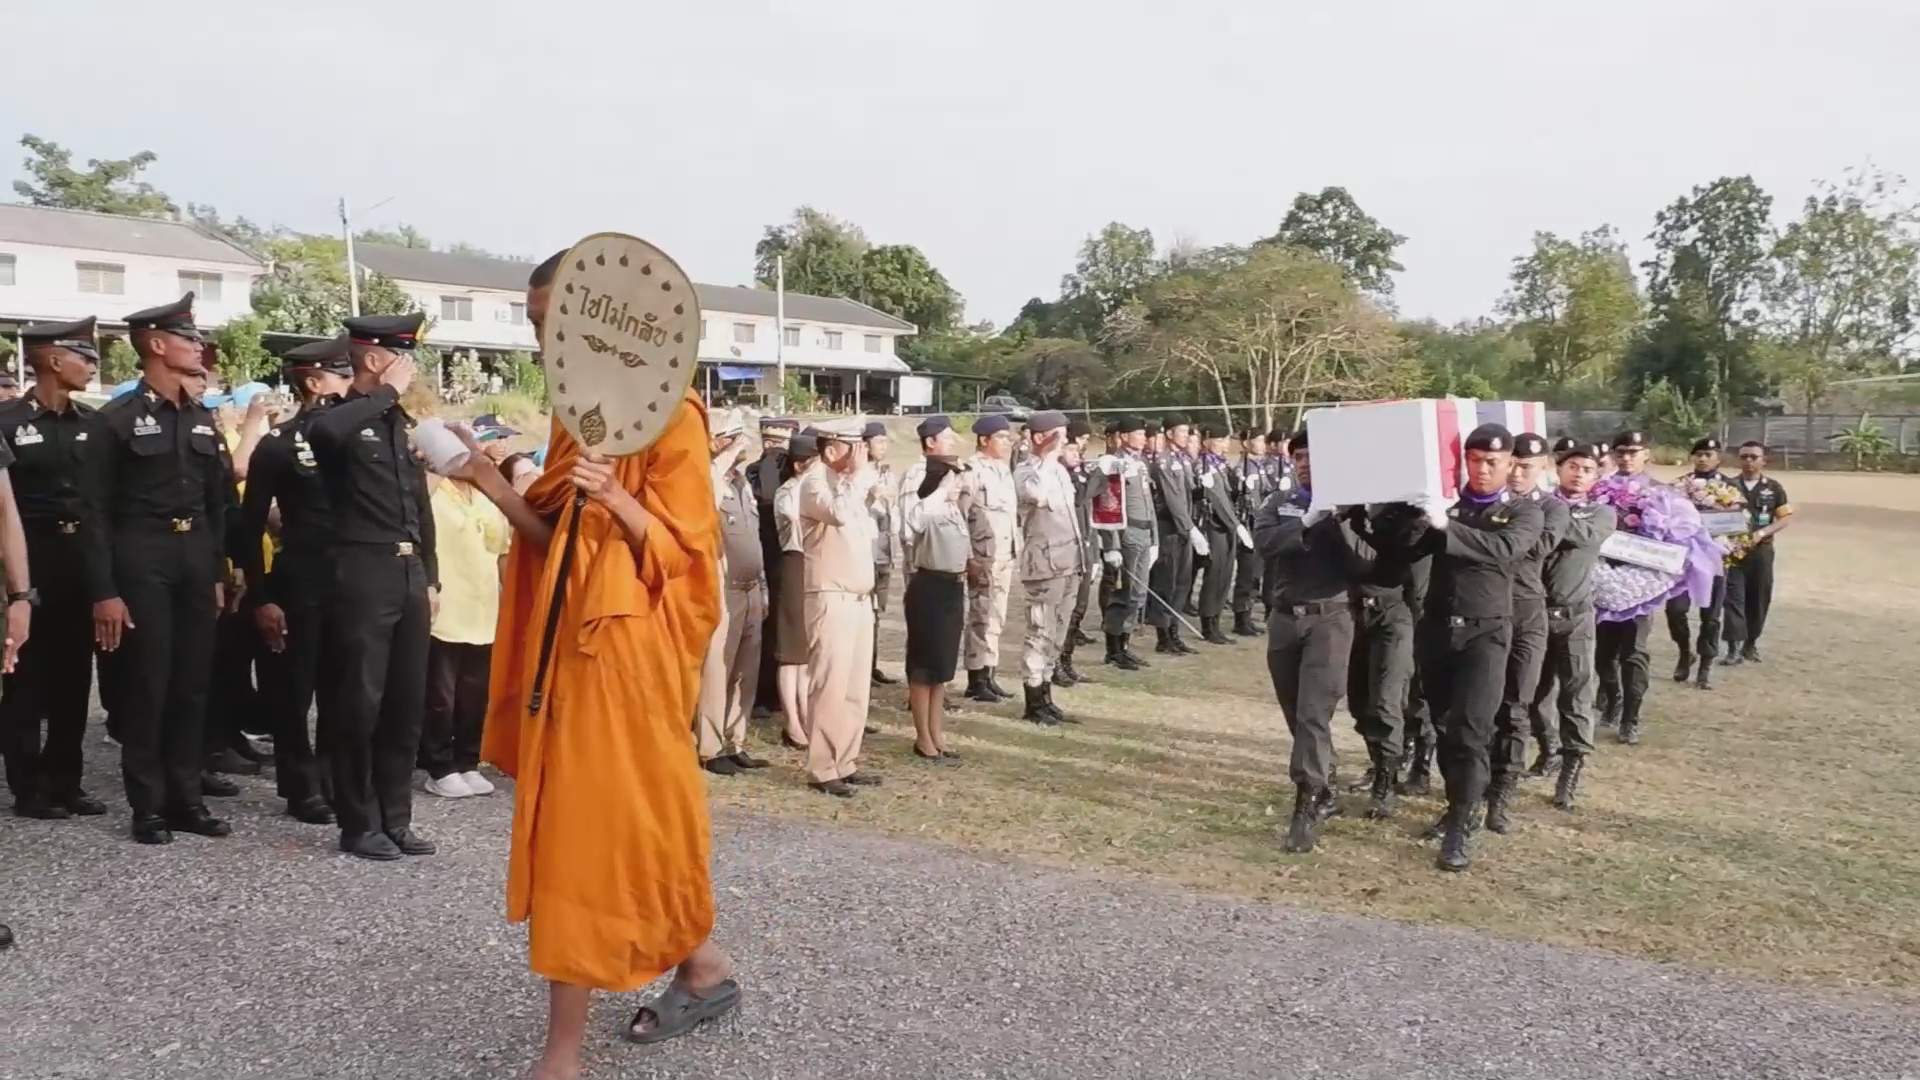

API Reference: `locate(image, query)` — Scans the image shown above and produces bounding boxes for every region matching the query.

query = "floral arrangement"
[1674,475,1755,567]
[1587,472,1722,622]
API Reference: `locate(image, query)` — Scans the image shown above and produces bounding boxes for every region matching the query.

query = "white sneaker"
[425,773,474,798]
[460,770,495,796]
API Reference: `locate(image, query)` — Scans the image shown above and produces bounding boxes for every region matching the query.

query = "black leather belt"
[1278,599,1346,617]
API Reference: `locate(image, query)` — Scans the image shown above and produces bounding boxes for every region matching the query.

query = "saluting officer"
[864,421,899,688]
[1146,414,1201,655]
[1012,411,1085,724]
[1097,415,1158,670]
[1055,418,1099,686]
[1413,423,1544,872]
[1485,433,1564,834]
[1252,426,1363,853]
[308,312,437,861]
[0,317,103,819]
[961,414,1018,702]
[749,416,798,716]
[1667,436,1733,688]
[83,294,232,844]
[1722,441,1792,665]
[232,336,354,826]
[695,411,770,776]
[1527,442,1615,810]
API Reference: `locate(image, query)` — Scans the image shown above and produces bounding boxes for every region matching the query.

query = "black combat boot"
[1170,624,1199,655]
[985,667,1013,700]
[1105,634,1141,670]
[1042,683,1075,724]
[1367,753,1400,820]
[1484,773,1518,835]
[1021,684,1058,726]
[1742,644,1762,662]
[964,669,999,703]
[1071,624,1097,647]
[1618,711,1642,746]
[1052,662,1079,688]
[1283,784,1320,853]
[1398,738,1433,797]
[1436,803,1473,872]
[1202,617,1231,645]
[1672,648,1693,683]
[1553,754,1585,811]
[1695,655,1713,690]
[1597,694,1620,730]
[1121,633,1150,668]
[1154,627,1177,655]
[1232,611,1258,636]
[1720,640,1745,667]
[1524,741,1558,780]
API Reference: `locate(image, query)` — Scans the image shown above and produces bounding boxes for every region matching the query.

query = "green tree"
[211,314,276,386]
[1496,226,1644,398]
[1008,338,1107,408]
[1060,222,1161,320]
[1828,414,1895,469]
[251,235,420,336]
[855,244,962,334]
[1263,186,1407,297]
[1632,377,1711,447]
[1763,165,1920,455]
[1402,319,1530,398]
[12,135,178,217]
[356,224,433,249]
[753,206,868,298]
[102,339,141,385]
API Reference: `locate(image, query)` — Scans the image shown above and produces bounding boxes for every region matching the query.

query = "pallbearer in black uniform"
[1527,442,1614,810]
[234,336,354,826]
[1252,427,1363,853]
[1414,423,1543,872]
[1342,498,1430,822]
[309,313,437,861]
[83,294,232,844]
[1486,432,1563,834]
[0,318,105,819]
[1666,436,1732,688]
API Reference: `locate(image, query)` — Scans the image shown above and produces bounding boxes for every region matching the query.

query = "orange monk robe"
[481,394,723,993]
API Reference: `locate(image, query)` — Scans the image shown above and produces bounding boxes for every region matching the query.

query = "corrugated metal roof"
[0,203,264,266]
[355,244,917,334]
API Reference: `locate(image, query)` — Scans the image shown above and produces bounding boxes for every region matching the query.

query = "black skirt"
[773,550,810,665]
[904,570,966,686]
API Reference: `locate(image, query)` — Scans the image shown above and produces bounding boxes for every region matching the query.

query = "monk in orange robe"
[457,252,739,1080]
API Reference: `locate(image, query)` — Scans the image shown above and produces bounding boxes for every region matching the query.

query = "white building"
[355,244,918,409]
[0,204,266,339]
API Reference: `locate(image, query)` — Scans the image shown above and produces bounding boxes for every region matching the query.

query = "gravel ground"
[5,745,1919,1080]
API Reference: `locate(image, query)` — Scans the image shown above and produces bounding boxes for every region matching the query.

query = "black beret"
[1513,432,1549,458]
[1163,412,1190,429]
[1268,429,1292,445]
[1028,410,1068,434]
[1114,414,1146,434]
[1612,430,1648,450]
[972,414,1010,436]
[1551,436,1579,454]
[343,311,425,351]
[862,420,887,440]
[1144,420,1162,437]
[914,414,951,441]
[1067,418,1092,440]
[19,316,100,362]
[1290,427,1309,451]
[1464,423,1513,453]
[1690,436,1721,454]
[125,293,202,342]
[1557,442,1600,464]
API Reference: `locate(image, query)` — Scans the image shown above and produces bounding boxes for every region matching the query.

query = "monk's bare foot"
[526,1057,580,1080]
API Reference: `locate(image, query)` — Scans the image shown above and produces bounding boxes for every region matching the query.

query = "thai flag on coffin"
[1301,398,1548,511]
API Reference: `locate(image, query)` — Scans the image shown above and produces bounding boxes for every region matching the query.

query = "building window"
[783,325,801,347]
[733,322,757,344]
[0,253,15,287]
[864,334,883,353]
[495,302,528,325]
[440,296,473,321]
[76,261,126,295]
[823,330,843,350]
[177,270,224,302]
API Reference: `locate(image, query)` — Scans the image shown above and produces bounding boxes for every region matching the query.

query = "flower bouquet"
[1589,473,1722,622]
[1674,474,1754,568]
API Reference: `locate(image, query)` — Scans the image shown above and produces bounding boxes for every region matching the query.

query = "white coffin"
[1301,398,1548,511]
[1600,531,1689,575]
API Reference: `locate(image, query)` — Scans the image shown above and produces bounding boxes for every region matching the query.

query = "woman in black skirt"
[902,456,971,762]
[771,435,819,748]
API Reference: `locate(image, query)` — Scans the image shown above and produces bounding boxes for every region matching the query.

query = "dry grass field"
[707,460,1920,993]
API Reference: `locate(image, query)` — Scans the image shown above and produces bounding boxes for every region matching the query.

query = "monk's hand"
[570,453,632,510]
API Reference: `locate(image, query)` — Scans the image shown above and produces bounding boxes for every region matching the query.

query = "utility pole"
[339,196,360,317]
[774,254,787,414]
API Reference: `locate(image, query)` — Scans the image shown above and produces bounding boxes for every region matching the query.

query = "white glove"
[1149,545,1160,565]
[1104,548,1123,569]
[1236,525,1254,549]
[1303,507,1332,527]
[1189,527,1209,557]
[1420,496,1452,528]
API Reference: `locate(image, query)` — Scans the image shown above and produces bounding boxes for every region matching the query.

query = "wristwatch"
[7,589,38,607]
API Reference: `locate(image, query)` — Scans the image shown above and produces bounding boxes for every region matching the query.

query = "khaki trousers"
[696,582,763,760]
[805,591,874,783]
[1020,575,1076,688]
[963,557,1014,670]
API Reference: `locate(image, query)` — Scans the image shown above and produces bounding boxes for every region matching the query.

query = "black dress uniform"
[1416,423,1544,872]
[1230,441,1281,636]
[1594,432,1658,745]
[1489,433,1565,833]
[83,296,231,843]
[1343,502,1430,818]
[1193,437,1240,645]
[0,319,104,820]
[1527,452,1615,810]
[1665,437,1732,687]
[1145,417,1199,654]
[308,313,438,861]
[748,420,794,715]
[1722,465,1788,664]
[1252,432,1364,854]
[233,338,351,825]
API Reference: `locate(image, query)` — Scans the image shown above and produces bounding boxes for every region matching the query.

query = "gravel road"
[4,751,1917,1080]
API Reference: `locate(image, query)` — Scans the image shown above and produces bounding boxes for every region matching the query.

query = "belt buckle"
[171,517,193,533]
[1362,596,1378,609]
[1550,606,1568,620]
[1292,605,1308,617]
[396,541,415,556]
[1448,615,1466,628]
[58,521,78,535]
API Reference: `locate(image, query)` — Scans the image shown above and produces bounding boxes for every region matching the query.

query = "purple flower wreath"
[1588,472,1722,622]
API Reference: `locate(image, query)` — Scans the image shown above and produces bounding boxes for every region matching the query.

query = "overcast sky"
[3,0,1916,328]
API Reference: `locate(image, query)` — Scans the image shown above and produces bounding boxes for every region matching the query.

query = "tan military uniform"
[962,455,1017,671]
[1015,452,1086,688]
[696,458,765,760]
[799,459,878,783]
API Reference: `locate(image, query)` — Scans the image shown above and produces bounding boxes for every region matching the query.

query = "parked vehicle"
[980,394,1030,421]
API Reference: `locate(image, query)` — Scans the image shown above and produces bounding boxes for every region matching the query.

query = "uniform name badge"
[1090,474,1125,532]
[12,425,42,446]
[133,414,161,436]
[1277,505,1305,518]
